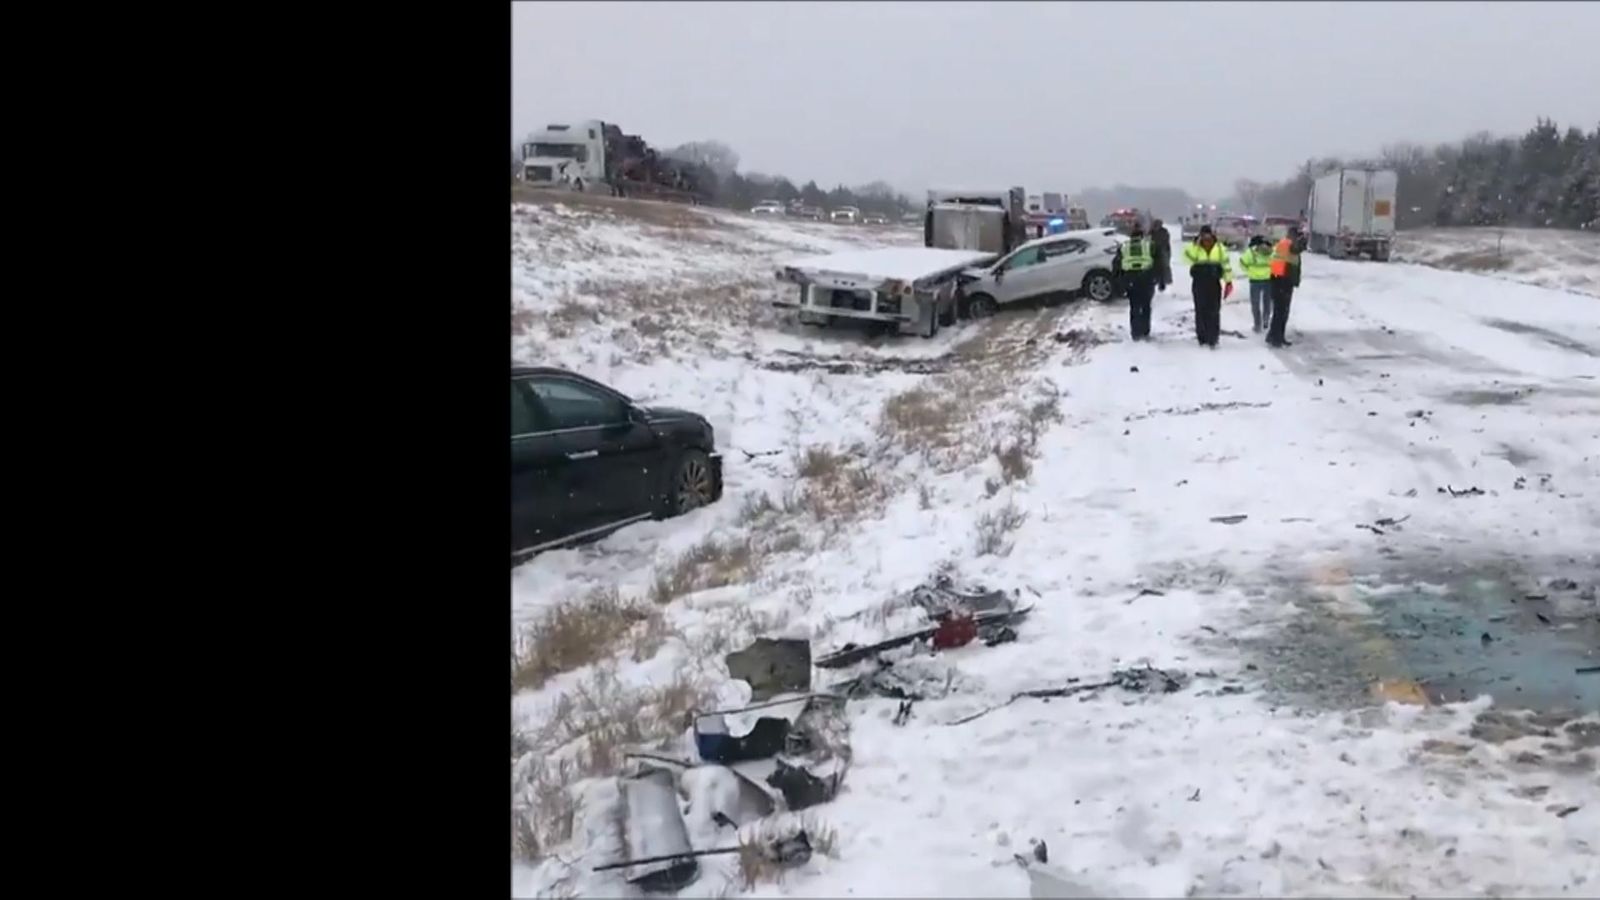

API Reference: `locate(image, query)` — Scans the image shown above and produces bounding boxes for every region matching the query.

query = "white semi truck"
[1307,168,1398,261]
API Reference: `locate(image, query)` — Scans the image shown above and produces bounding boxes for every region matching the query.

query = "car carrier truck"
[1307,168,1397,260]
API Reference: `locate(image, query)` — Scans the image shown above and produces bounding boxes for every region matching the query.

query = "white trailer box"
[1307,168,1398,261]
[773,247,998,338]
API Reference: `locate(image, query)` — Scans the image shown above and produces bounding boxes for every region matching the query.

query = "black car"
[511,367,723,561]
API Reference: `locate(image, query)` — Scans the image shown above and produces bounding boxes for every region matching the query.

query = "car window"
[527,377,629,430]
[511,380,550,437]
[1042,239,1087,259]
[1003,247,1045,270]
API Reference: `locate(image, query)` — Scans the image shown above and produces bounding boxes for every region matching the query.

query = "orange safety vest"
[1270,238,1298,278]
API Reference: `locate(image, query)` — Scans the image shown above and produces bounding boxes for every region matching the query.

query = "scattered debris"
[767,758,838,811]
[1536,613,1553,626]
[1052,328,1102,349]
[948,665,1193,726]
[1525,593,1548,601]
[1033,839,1049,863]
[1125,401,1271,422]
[1404,488,1418,497]
[1367,411,1378,417]
[837,656,969,701]
[695,714,791,764]
[1548,578,1579,592]
[765,830,815,867]
[984,625,1018,646]
[1187,788,1202,802]
[1356,523,1386,536]
[726,638,811,701]
[712,811,738,830]
[738,448,784,461]
[893,699,914,726]
[931,614,979,649]
[1210,514,1248,525]
[1280,517,1313,523]
[1555,806,1581,818]
[816,603,1033,669]
[1577,666,1599,675]
[1130,365,1140,373]
[1515,476,1527,490]
[1125,587,1166,605]
[1175,479,1189,487]
[1406,409,1431,419]
[1481,632,1495,645]
[616,767,703,890]
[1199,625,1220,635]
[1374,515,1411,528]
[1439,485,1485,497]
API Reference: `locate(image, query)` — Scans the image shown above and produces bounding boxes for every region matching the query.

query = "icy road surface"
[512,202,1599,898]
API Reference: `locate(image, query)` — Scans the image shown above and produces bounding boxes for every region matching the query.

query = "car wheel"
[667,449,716,516]
[1083,271,1115,302]
[967,293,998,318]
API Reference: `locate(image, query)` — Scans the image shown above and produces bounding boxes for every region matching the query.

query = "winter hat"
[1198,225,1215,236]
[1249,235,1268,248]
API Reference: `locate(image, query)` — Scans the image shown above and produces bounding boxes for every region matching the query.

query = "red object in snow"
[931,614,978,650]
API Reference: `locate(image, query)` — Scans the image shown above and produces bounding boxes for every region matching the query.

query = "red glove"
[1224,283,1234,300]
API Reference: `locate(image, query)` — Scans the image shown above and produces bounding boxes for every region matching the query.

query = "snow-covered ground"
[512,198,1600,898]
[1394,227,1600,298]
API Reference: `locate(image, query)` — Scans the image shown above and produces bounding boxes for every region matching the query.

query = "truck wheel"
[1083,271,1115,303]
[967,293,998,319]
[1374,246,1390,262]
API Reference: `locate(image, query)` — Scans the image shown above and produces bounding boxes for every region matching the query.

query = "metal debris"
[695,715,790,764]
[893,699,914,726]
[1548,578,1579,592]
[816,605,1034,669]
[1577,666,1600,675]
[1555,806,1581,818]
[1439,485,1485,497]
[616,767,702,891]
[1210,514,1248,525]
[726,638,812,700]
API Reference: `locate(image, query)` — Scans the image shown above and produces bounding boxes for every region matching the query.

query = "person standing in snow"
[1182,225,1233,348]
[1266,226,1304,348]
[1148,218,1173,292]
[1114,223,1158,341]
[1237,235,1275,333]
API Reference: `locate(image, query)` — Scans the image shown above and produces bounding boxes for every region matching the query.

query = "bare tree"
[1232,179,1264,215]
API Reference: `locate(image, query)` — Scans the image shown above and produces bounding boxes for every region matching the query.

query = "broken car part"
[618,767,701,891]
[725,638,812,700]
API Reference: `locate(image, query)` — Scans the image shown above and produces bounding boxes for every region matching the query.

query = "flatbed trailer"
[773,247,999,338]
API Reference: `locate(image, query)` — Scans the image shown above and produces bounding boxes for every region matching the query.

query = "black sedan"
[511,366,723,561]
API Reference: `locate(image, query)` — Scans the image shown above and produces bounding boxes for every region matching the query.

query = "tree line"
[1227,118,1600,230]
[662,140,918,215]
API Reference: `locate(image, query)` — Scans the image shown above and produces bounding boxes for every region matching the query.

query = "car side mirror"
[627,405,648,425]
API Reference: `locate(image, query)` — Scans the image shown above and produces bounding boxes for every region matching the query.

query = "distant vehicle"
[1023,191,1078,238]
[924,187,1028,254]
[1212,215,1258,249]
[862,214,889,226]
[519,119,708,204]
[956,230,1124,316]
[1066,207,1091,230]
[1307,168,1397,260]
[511,367,723,561]
[797,206,824,221]
[830,206,861,224]
[1102,208,1149,236]
[773,246,998,337]
[1263,215,1300,242]
[751,199,784,216]
[900,212,922,225]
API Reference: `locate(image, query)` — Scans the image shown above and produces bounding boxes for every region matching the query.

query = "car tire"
[967,293,998,319]
[1083,271,1115,303]
[665,449,716,517]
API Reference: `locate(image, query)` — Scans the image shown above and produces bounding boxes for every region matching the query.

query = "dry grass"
[976,502,1029,556]
[511,667,718,864]
[649,535,764,605]
[878,386,962,450]
[994,440,1032,483]
[796,445,849,479]
[512,587,658,694]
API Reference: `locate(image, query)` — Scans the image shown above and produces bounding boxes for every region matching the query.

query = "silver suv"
[958,230,1122,316]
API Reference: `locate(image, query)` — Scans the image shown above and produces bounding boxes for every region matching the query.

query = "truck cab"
[521,120,609,191]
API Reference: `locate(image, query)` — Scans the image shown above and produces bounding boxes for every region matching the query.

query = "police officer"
[1266,226,1305,348]
[1115,224,1158,341]
[1182,225,1233,348]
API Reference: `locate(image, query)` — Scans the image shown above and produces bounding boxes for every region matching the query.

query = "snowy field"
[511,193,1600,898]
[1394,227,1600,298]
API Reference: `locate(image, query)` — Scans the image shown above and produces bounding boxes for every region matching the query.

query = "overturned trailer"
[924,187,1027,255]
[774,247,999,338]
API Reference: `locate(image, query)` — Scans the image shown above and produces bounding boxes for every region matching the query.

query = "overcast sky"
[512,1,1600,200]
